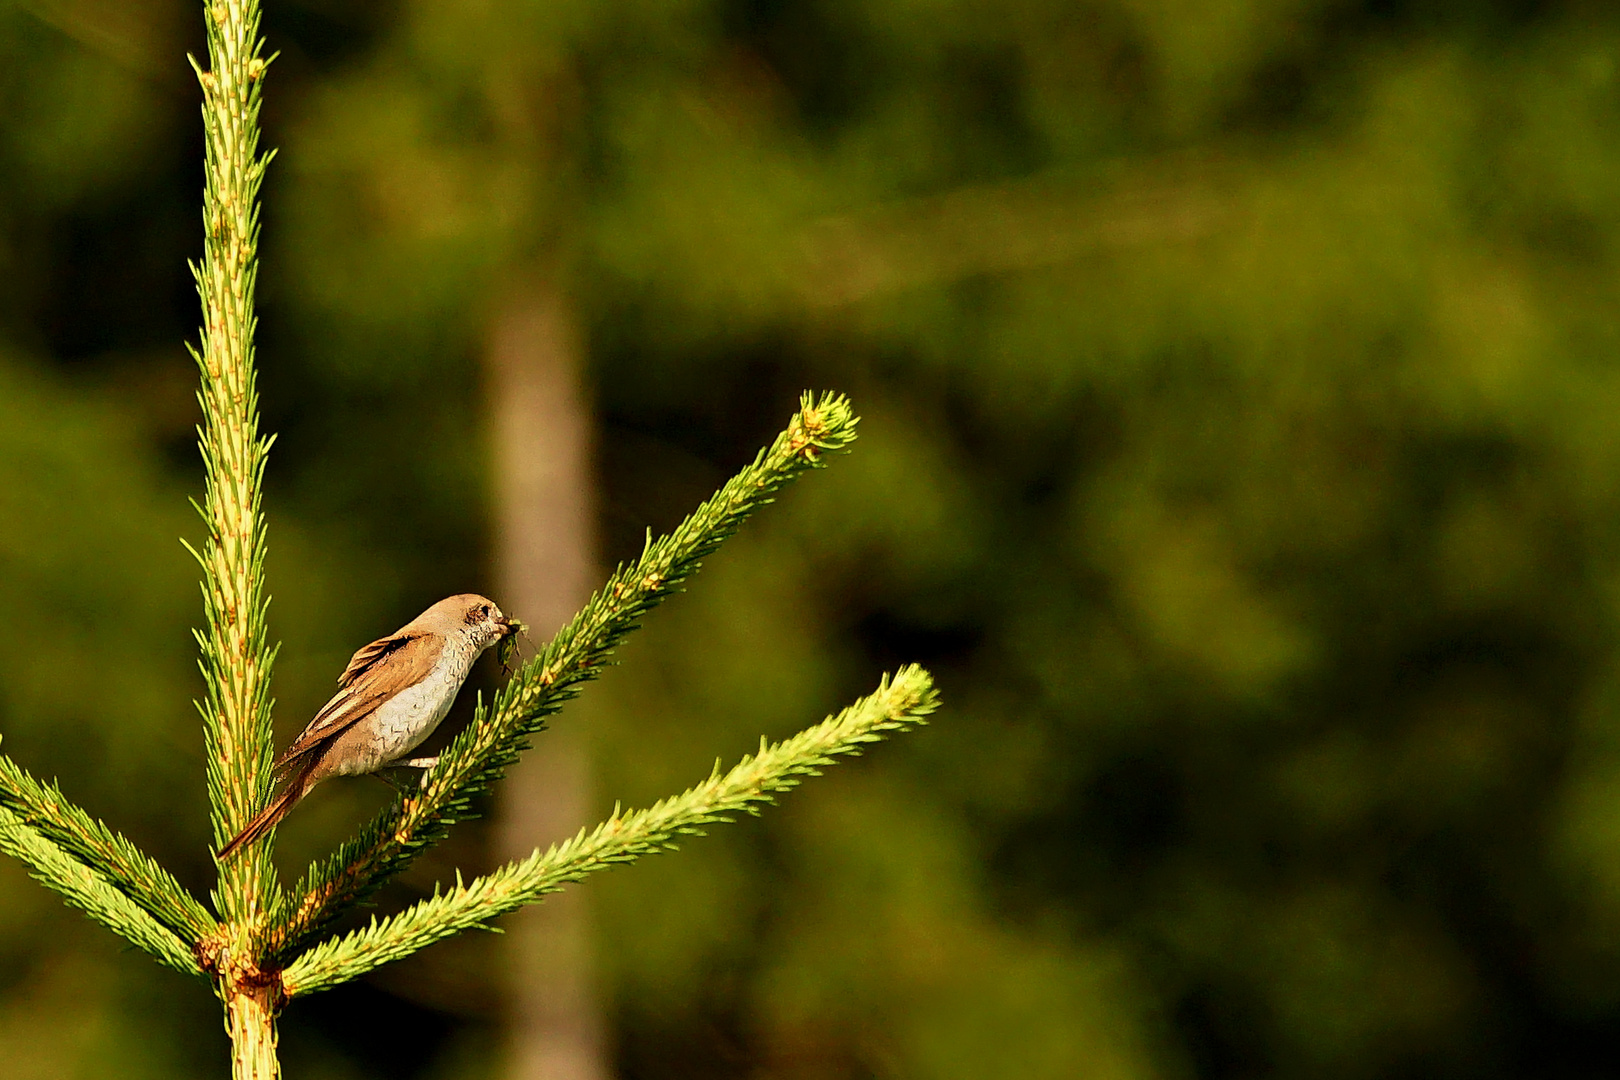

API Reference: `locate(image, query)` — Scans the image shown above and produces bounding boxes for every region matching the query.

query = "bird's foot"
[376,756,440,792]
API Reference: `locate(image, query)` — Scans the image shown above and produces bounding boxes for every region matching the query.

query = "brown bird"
[218,594,515,860]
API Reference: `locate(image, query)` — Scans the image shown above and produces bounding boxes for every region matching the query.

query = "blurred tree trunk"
[489,283,609,1080]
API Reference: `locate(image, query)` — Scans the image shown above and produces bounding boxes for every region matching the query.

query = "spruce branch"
[0,749,215,942]
[281,665,937,996]
[264,392,858,958]
[190,0,279,929]
[0,807,201,975]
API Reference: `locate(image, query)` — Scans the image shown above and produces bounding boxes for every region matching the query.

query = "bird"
[217,593,516,860]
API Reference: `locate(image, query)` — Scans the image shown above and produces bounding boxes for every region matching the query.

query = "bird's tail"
[217,767,312,861]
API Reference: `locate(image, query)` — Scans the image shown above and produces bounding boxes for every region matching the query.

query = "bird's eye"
[481,605,492,617]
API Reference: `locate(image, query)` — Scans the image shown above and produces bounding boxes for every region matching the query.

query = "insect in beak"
[496,617,532,673]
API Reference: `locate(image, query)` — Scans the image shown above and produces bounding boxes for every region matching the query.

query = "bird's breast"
[340,645,476,773]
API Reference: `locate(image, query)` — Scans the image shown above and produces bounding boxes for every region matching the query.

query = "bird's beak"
[495,616,516,637]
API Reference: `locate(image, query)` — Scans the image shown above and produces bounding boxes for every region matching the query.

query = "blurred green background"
[7,0,1620,1076]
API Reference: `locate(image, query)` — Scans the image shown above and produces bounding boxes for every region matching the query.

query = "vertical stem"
[227,985,281,1080]
[194,0,276,916]
[192,0,280,1071]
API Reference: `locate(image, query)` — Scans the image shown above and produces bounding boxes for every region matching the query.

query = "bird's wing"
[273,632,445,771]
[338,632,413,687]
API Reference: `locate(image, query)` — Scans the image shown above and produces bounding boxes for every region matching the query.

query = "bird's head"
[422,593,516,651]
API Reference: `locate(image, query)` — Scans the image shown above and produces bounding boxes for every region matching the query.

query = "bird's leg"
[374,769,413,794]
[375,756,440,792]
